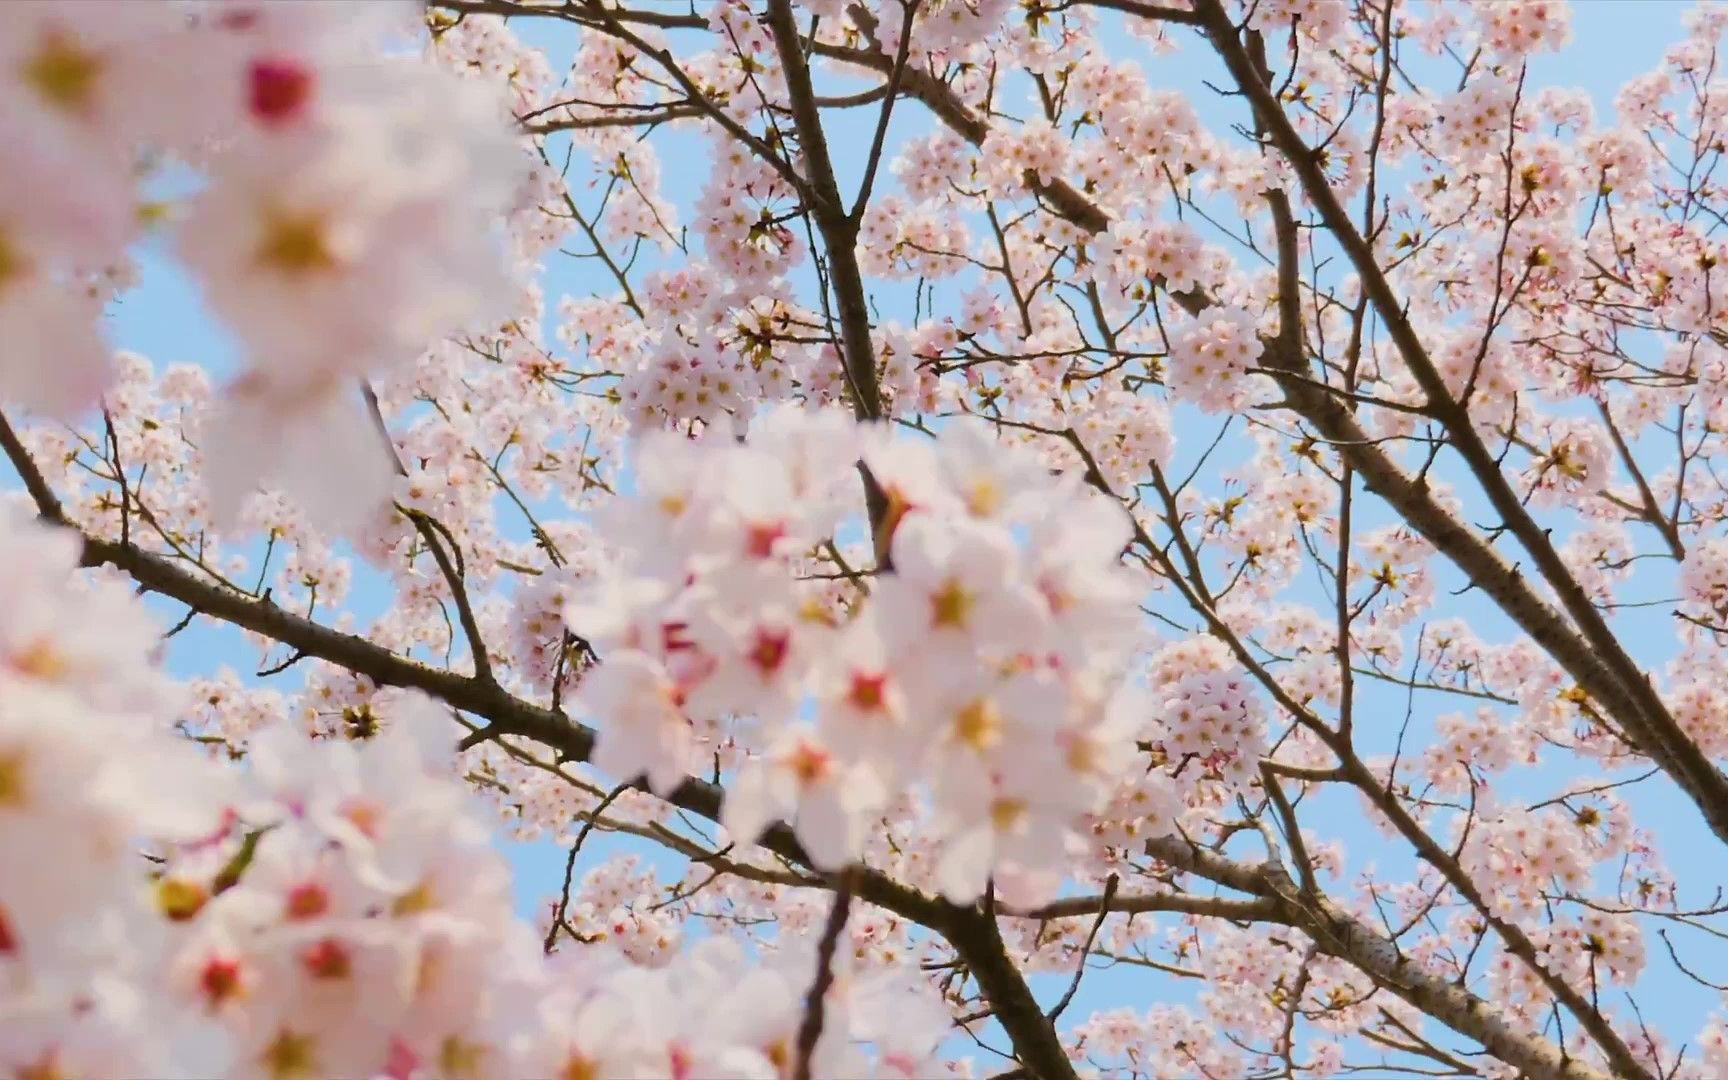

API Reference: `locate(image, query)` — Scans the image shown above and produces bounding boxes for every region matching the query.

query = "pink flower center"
[248,58,314,126]
[285,881,330,921]
[749,628,790,676]
[848,672,889,712]
[301,937,352,980]
[200,956,244,1007]
[788,741,831,785]
[744,521,786,559]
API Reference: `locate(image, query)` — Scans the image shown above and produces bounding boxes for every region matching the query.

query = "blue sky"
[66,0,1728,1072]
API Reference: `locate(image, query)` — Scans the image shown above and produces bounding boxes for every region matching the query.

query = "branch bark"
[2,409,1077,1080]
[1144,837,1613,1080]
[1189,0,1728,858]
[765,0,887,425]
[815,0,1728,876]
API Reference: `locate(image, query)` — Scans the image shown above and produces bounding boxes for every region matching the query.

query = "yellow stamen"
[21,31,103,114]
[256,210,337,275]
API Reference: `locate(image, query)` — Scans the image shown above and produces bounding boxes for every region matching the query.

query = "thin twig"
[792,866,856,1080]
[545,783,631,953]
[1047,873,1118,1022]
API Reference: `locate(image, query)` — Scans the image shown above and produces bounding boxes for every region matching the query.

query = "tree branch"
[1193,0,1728,890]
[1144,836,1613,1080]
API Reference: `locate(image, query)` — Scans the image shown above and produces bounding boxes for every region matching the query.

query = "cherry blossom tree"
[11,0,1728,1076]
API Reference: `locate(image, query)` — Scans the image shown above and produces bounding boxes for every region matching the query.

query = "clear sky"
[75,0,1724,1072]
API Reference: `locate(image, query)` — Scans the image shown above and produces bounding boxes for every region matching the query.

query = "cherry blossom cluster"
[3,1,521,536]
[18,0,1728,1075]
[562,408,1162,903]
[1164,308,1268,413]
[0,509,951,1077]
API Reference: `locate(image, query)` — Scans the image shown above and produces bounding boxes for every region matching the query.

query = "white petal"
[937,826,995,903]
[720,762,778,848]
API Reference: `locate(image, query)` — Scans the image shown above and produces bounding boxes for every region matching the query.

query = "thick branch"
[1007,891,1280,922]
[2,414,1080,1080]
[1192,0,1728,860]
[1071,0,1202,24]
[814,0,1728,876]
[766,0,886,424]
[1144,837,1612,1080]
[940,903,1082,1080]
[1240,81,1651,1080]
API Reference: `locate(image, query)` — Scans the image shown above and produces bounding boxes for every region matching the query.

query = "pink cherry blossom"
[11,3,1728,1078]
